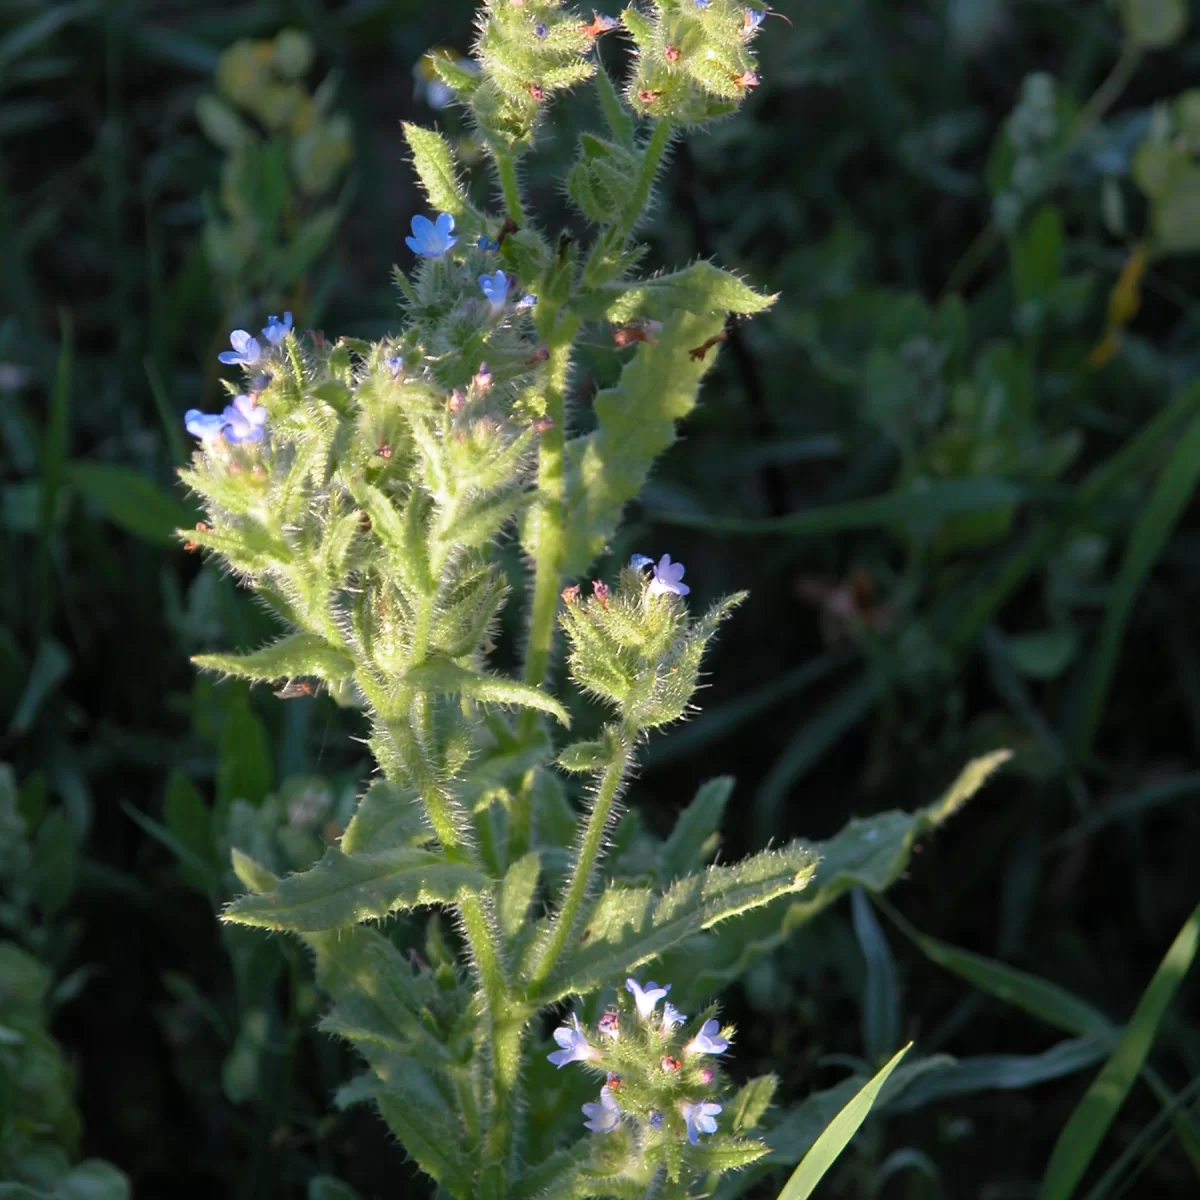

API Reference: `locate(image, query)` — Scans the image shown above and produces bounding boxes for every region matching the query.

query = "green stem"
[620,118,673,238]
[526,727,632,988]
[520,315,582,711]
[495,151,526,226]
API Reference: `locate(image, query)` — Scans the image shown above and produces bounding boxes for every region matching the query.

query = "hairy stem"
[521,315,582,712]
[525,727,633,988]
[495,151,526,226]
[620,118,672,238]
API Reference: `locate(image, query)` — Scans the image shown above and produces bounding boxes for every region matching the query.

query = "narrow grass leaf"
[68,462,195,545]
[774,1043,912,1200]
[1039,901,1200,1200]
[1073,412,1200,760]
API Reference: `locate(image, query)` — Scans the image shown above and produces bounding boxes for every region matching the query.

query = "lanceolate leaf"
[536,843,817,1002]
[193,632,353,685]
[560,308,728,575]
[660,752,1011,1000]
[402,122,477,228]
[222,846,485,931]
[404,656,571,725]
[576,260,776,324]
[376,1070,475,1200]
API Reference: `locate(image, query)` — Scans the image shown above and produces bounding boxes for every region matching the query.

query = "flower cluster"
[548,977,732,1146]
[559,558,744,731]
[185,312,295,447]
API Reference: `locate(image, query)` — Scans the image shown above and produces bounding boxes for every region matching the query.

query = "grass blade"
[774,1043,912,1200]
[649,478,1025,537]
[1073,412,1200,761]
[36,314,72,639]
[1039,901,1200,1200]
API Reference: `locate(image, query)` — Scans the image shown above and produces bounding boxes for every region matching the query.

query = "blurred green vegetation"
[2,0,1200,1196]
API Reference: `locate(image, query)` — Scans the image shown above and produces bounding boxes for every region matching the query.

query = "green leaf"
[402,123,474,225]
[308,1178,362,1200]
[729,1075,779,1133]
[884,1038,1108,1112]
[499,851,541,939]
[68,462,196,545]
[1120,0,1187,47]
[1073,410,1200,760]
[193,632,353,685]
[650,477,1027,536]
[1039,901,1200,1200]
[376,1075,475,1200]
[851,888,900,1063]
[577,260,776,324]
[560,308,729,575]
[216,689,272,810]
[231,848,278,894]
[222,845,486,931]
[669,753,1010,999]
[164,770,216,888]
[30,809,75,918]
[1006,628,1079,680]
[195,93,253,152]
[687,1136,769,1173]
[539,843,817,1002]
[340,780,434,854]
[661,776,733,880]
[774,1044,912,1200]
[404,656,571,726]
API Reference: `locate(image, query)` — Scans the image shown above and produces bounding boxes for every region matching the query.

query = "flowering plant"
[179,4,1003,1196]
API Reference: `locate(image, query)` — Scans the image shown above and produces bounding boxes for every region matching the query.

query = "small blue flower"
[648,1111,664,1129]
[681,1100,722,1145]
[185,409,227,442]
[479,270,510,308]
[648,554,690,598]
[686,1018,729,1057]
[221,394,268,444]
[248,373,273,393]
[626,978,670,1021]
[477,233,500,251]
[662,1002,687,1031]
[630,553,654,571]
[694,0,711,7]
[218,329,263,367]
[516,293,538,311]
[548,1014,597,1068]
[385,355,404,378]
[534,21,548,37]
[262,312,293,346]
[582,1085,621,1134]
[406,212,458,258]
[744,6,767,31]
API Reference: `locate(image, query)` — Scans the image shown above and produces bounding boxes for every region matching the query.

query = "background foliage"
[2,0,1200,1196]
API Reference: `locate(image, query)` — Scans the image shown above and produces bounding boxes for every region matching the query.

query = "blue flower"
[479,270,510,308]
[648,554,690,597]
[534,21,548,37]
[626,978,670,1021]
[547,1014,597,1068]
[744,6,767,31]
[222,394,268,444]
[662,1002,687,1031]
[385,355,404,378]
[681,1100,721,1145]
[630,553,654,571]
[686,1018,729,1057]
[262,312,293,346]
[477,234,499,251]
[185,409,227,442]
[694,0,711,7]
[516,293,538,311]
[582,1085,621,1134]
[218,329,263,367]
[648,1111,664,1129]
[406,212,458,258]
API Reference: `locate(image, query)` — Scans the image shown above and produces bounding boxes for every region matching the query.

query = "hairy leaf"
[193,633,353,685]
[222,846,484,931]
[402,123,476,227]
[404,656,571,725]
[537,843,817,1002]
